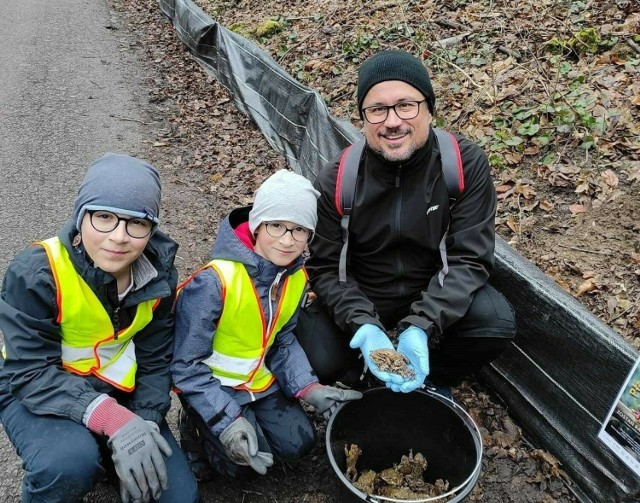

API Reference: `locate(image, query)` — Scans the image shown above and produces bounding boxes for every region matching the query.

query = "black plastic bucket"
[326,387,482,503]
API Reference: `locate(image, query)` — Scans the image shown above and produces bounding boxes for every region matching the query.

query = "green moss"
[254,19,283,38]
[229,22,251,38]
[546,27,604,56]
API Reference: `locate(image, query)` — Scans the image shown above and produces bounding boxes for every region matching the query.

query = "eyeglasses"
[88,210,154,239]
[361,99,426,124]
[263,222,313,243]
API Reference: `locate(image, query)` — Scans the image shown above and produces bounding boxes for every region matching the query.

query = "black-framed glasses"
[88,210,154,239]
[362,99,426,124]
[263,222,313,243]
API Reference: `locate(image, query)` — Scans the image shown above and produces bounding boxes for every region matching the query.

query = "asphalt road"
[0,0,166,500]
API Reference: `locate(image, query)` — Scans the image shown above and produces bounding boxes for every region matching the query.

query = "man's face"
[361,80,432,163]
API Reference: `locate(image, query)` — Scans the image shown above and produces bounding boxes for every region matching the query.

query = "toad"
[369,348,415,379]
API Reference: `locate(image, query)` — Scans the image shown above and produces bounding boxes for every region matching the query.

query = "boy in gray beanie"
[0,153,199,503]
[248,169,319,237]
[171,169,361,481]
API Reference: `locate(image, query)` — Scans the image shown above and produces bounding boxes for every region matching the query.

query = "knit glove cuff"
[87,396,137,438]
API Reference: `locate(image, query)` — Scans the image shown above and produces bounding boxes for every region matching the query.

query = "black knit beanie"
[357,50,436,117]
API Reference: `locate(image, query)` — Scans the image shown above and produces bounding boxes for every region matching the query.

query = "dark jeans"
[0,398,199,503]
[295,283,516,387]
[180,389,316,478]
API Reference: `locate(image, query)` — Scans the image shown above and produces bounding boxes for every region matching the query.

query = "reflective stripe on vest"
[199,259,307,391]
[39,237,157,391]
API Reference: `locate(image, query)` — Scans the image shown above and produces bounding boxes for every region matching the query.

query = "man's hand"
[349,324,404,385]
[299,383,363,419]
[87,397,171,503]
[391,326,430,393]
[219,417,274,475]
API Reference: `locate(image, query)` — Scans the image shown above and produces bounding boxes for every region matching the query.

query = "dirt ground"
[104,0,638,501]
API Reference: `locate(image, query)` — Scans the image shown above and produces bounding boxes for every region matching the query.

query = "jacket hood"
[211,206,304,281]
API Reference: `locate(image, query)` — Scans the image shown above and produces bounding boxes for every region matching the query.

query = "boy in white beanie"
[0,154,198,503]
[171,169,361,479]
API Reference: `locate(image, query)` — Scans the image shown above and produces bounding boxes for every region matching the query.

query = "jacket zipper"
[394,166,406,284]
[266,270,284,335]
[113,306,120,340]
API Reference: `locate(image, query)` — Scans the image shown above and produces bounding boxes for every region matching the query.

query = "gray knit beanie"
[73,153,161,231]
[248,170,320,234]
[357,50,436,117]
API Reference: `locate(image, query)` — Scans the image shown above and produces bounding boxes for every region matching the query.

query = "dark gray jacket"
[171,207,317,437]
[307,128,496,338]
[0,221,178,424]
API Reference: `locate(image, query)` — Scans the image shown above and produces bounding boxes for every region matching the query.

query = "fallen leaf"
[569,204,587,215]
[576,278,596,296]
[539,199,554,211]
[495,183,513,193]
[559,164,581,175]
[601,169,619,187]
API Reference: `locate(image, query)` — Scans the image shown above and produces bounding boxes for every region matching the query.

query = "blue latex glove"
[390,326,430,393]
[349,324,404,385]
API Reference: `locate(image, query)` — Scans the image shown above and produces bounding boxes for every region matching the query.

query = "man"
[295,49,516,395]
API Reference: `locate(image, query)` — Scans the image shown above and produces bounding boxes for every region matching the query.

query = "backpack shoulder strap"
[433,128,464,201]
[335,139,366,216]
[335,139,365,287]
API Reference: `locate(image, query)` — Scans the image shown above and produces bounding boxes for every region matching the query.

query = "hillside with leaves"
[196,0,640,344]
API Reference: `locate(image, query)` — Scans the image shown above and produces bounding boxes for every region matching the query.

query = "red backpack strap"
[433,128,464,200]
[335,139,365,286]
[433,128,465,287]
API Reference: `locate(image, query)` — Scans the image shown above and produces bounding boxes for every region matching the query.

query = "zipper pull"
[270,271,284,302]
[395,167,401,188]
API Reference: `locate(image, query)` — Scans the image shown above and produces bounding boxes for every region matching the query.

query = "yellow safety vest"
[39,237,158,391]
[195,259,307,392]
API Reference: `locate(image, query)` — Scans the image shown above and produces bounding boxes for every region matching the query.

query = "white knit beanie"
[248,170,320,234]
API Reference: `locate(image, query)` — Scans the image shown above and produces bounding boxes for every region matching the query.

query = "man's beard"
[373,127,424,163]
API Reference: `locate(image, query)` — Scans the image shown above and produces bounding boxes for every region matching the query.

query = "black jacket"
[307,128,496,338]
[0,221,178,424]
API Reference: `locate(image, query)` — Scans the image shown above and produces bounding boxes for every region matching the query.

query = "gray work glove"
[117,422,173,503]
[219,417,274,475]
[109,416,172,503]
[299,383,363,420]
[86,397,173,503]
